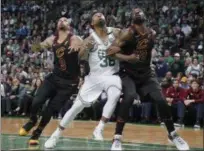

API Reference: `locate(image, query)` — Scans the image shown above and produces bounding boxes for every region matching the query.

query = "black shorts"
[120,71,161,101]
[37,73,78,111]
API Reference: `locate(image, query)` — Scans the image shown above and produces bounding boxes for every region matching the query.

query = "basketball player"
[44,12,122,149]
[107,9,189,150]
[19,17,83,145]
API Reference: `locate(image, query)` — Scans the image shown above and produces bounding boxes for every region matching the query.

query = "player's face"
[92,13,106,27]
[131,8,145,23]
[57,17,70,30]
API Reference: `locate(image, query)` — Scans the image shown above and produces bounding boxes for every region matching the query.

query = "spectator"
[1,77,13,115]
[179,77,190,90]
[185,57,202,77]
[184,80,204,128]
[20,78,42,116]
[166,79,186,127]
[7,78,26,115]
[161,78,172,96]
[16,22,29,39]
[170,53,185,77]
[155,54,168,79]
[163,49,174,65]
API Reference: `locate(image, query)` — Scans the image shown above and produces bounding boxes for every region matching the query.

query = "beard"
[97,19,106,27]
[59,26,66,31]
[58,24,68,31]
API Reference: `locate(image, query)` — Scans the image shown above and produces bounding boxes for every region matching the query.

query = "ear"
[91,20,94,27]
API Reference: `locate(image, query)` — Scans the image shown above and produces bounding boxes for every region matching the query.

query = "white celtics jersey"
[88,27,119,76]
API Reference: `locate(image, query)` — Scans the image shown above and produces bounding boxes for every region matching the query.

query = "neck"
[94,26,107,38]
[58,30,69,36]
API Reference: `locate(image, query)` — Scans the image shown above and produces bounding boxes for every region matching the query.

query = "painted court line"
[3,134,177,150]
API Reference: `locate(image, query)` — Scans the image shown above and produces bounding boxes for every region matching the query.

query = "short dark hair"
[89,10,101,24]
[191,79,200,85]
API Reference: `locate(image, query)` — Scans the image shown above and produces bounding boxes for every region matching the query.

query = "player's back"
[88,27,119,76]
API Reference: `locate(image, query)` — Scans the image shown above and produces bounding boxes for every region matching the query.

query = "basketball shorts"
[77,75,122,106]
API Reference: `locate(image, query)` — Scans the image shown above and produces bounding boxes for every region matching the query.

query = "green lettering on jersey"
[98,49,115,67]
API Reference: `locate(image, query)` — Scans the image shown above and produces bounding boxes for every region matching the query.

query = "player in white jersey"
[44,12,121,149]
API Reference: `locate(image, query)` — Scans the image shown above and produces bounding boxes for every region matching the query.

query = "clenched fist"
[107,46,121,56]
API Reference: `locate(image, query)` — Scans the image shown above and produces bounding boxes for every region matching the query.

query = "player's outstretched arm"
[31,35,55,52]
[107,28,139,63]
[78,35,94,60]
[69,35,83,55]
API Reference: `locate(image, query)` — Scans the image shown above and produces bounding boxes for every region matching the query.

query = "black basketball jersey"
[52,33,79,80]
[121,26,155,79]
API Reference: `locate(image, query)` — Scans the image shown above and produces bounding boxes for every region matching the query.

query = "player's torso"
[52,34,79,80]
[88,28,119,76]
[121,26,155,78]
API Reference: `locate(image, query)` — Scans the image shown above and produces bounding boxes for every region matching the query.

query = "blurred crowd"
[1,0,204,128]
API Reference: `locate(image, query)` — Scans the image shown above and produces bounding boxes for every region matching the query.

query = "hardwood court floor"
[1,118,203,150]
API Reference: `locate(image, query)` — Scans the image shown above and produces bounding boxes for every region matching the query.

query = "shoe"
[93,128,103,141]
[19,120,36,136]
[28,129,42,145]
[44,136,59,149]
[174,120,184,127]
[194,121,200,129]
[44,128,62,149]
[168,131,189,150]
[160,122,165,125]
[111,135,122,150]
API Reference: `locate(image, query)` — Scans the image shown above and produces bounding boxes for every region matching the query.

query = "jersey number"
[100,58,115,67]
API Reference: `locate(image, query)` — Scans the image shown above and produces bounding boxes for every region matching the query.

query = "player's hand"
[107,46,121,56]
[83,37,94,50]
[68,43,82,54]
[31,38,41,52]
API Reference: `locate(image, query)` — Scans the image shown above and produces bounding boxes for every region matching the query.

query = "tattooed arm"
[107,28,139,63]
[78,35,94,60]
[31,35,55,52]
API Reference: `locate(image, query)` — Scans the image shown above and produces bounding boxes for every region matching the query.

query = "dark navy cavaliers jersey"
[121,26,155,79]
[52,33,79,80]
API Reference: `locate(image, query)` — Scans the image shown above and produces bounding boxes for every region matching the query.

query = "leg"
[1,97,6,115]
[44,75,103,149]
[144,78,189,150]
[194,103,204,128]
[93,86,121,140]
[19,78,55,136]
[44,98,86,149]
[60,99,86,128]
[29,86,74,145]
[5,97,12,115]
[111,75,137,150]
[115,75,136,135]
[29,79,56,123]
[174,101,185,126]
[141,102,152,123]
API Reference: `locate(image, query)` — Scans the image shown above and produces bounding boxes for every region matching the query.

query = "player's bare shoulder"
[70,35,83,43]
[40,35,55,48]
[109,27,121,38]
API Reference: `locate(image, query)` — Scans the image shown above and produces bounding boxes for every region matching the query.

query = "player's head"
[91,12,106,28]
[131,8,146,24]
[57,17,71,31]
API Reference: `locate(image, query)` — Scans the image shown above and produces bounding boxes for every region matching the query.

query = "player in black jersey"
[19,17,83,145]
[107,8,189,150]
